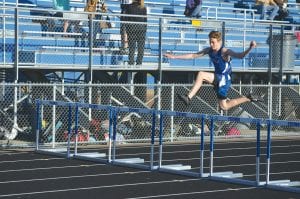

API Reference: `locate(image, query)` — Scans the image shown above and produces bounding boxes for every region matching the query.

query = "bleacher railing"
[0,5,299,74]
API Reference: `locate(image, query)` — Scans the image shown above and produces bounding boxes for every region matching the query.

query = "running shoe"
[177,94,191,105]
[247,93,264,102]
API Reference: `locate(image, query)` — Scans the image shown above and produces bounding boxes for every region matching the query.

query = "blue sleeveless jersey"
[208,47,232,99]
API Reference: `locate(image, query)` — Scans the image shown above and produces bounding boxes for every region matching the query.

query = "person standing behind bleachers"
[120,0,132,53]
[184,0,202,18]
[84,0,106,47]
[53,0,70,34]
[274,0,289,21]
[126,0,147,66]
[256,0,280,20]
[121,0,147,101]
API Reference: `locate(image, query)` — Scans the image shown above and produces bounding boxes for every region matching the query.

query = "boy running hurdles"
[164,30,263,111]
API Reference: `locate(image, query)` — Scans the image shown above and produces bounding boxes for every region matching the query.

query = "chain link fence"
[1,5,300,148]
[1,83,300,147]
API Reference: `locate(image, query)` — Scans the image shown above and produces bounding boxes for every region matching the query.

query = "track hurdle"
[262,119,300,193]
[35,100,75,158]
[110,106,158,170]
[199,115,300,193]
[207,115,262,186]
[155,110,205,177]
[35,100,109,162]
[35,100,300,193]
[71,102,111,163]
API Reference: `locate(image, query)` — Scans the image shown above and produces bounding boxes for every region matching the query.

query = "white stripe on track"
[0,178,199,198]
[125,187,257,199]
[0,157,63,164]
[96,139,300,150]
[243,170,300,178]
[145,151,300,163]
[0,151,32,156]
[104,144,300,157]
[0,163,103,173]
[0,170,150,184]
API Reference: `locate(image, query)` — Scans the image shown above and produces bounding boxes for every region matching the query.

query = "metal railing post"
[52,84,56,148]
[200,114,205,177]
[67,104,72,158]
[256,120,261,185]
[266,120,272,184]
[74,104,79,155]
[159,112,164,168]
[150,110,156,170]
[170,85,174,142]
[35,100,41,150]
[209,117,214,176]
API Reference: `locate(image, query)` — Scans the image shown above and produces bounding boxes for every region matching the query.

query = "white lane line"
[0,157,63,164]
[94,139,300,150]
[145,152,300,163]
[102,144,300,157]
[0,151,32,156]
[211,151,300,159]
[243,170,300,178]
[0,170,150,184]
[0,163,103,173]
[125,187,257,199]
[0,178,199,198]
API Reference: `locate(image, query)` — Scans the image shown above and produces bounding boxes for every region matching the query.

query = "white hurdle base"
[208,172,256,187]
[114,158,145,164]
[74,152,106,163]
[210,171,243,178]
[263,180,300,193]
[157,164,200,178]
[112,158,150,170]
[260,180,300,187]
[155,164,192,171]
[36,148,72,158]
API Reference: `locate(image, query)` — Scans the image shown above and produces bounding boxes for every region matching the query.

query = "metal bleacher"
[0,0,300,85]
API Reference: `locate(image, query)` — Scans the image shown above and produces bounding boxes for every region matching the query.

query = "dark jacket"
[125,3,147,33]
[125,2,147,26]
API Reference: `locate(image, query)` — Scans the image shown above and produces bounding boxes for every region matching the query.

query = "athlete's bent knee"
[219,103,229,111]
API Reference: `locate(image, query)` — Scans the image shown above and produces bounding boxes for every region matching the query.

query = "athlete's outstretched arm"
[164,47,210,59]
[226,41,256,59]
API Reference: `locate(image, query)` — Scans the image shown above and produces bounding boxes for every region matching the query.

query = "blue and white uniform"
[208,47,232,99]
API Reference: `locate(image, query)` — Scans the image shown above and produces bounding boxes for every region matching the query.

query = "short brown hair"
[209,31,222,41]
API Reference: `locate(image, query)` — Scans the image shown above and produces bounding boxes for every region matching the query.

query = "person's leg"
[191,4,202,18]
[218,97,250,111]
[268,5,279,20]
[120,23,128,49]
[178,71,214,105]
[218,92,264,111]
[188,71,214,99]
[136,30,146,65]
[63,20,69,33]
[93,15,102,48]
[261,5,266,20]
[127,30,136,65]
